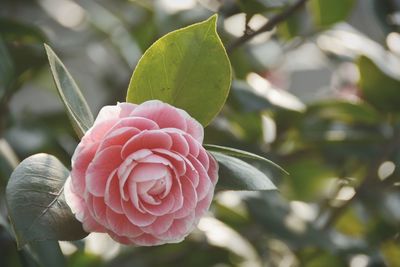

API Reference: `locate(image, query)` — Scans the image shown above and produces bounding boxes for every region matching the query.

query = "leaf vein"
[171,21,214,103]
[24,184,65,234]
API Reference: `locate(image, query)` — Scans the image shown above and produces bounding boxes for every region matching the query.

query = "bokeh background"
[1,0,400,266]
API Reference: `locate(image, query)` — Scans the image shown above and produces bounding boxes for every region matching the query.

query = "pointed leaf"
[211,152,277,191]
[44,44,94,138]
[6,153,87,248]
[205,144,288,174]
[127,15,232,126]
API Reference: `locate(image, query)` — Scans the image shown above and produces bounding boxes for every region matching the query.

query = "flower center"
[148,178,167,195]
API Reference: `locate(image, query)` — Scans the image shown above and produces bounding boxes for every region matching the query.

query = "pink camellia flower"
[64,100,218,246]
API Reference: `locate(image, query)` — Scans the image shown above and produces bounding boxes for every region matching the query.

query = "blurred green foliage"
[1,0,400,266]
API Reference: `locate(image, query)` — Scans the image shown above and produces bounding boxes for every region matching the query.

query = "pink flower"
[64,100,218,246]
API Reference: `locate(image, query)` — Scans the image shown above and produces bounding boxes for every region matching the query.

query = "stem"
[227,0,309,53]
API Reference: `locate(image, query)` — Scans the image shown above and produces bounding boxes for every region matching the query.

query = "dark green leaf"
[6,153,87,248]
[0,18,46,44]
[26,241,66,267]
[0,138,18,186]
[236,0,287,15]
[0,37,15,100]
[243,192,367,252]
[358,56,400,112]
[211,151,277,191]
[284,157,335,201]
[230,80,272,112]
[307,100,380,124]
[205,144,288,174]
[127,15,232,126]
[44,44,94,138]
[309,0,355,27]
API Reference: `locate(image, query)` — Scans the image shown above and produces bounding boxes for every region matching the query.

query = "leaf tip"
[208,13,218,24]
[43,43,52,55]
[205,14,218,30]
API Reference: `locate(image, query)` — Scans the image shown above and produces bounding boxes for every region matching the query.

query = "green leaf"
[309,0,355,27]
[211,152,277,191]
[230,80,272,112]
[284,157,335,201]
[307,100,380,124]
[237,0,287,14]
[382,240,400,267]
[358,56,400,112]
[127,15,232,126]
[27,241,66,267]
[0,18,46,44]
[0,138,18,186]
[205,144,288,174]
[44,44,94,138]
[0,37,15,100]
[6,153,87,248]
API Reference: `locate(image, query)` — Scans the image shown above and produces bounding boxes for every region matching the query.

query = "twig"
[227,0,309,53]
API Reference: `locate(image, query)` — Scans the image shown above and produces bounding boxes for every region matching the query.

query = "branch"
[227,0,309,53]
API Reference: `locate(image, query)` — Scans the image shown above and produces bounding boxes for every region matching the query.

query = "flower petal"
[64,176,85,221]
[130,163,168,182]
[176,108,204,142]
[118,149,152,200]
[106,208,143,238]
[197,148,210,170]
[142,213,175,235]
[108,116,159,133]
[71,142,98,195]
[158,212,195,241]
[184,134,200,157]
[195,189,214,218]
[132,233,164,246]
[207,152,219,185]
[94,102,137,124]
[98,127,139,152]
[121,130,172,158]
[141,192,175,216]
[187,154,212,201]
[130,100,187,130]
[174,176,197,219]
[86,145,122,196]
[122,200,156,227]
[104,170,123,213]
[153,149,186,176]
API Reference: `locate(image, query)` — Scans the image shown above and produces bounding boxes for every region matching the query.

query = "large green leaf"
[309,0,355,27]
[205,144,288,174]
[127,15,232,126]
[211,152,277,191]
[6,153,87,248]
[44,44,94,138]
[358,56,400,112]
